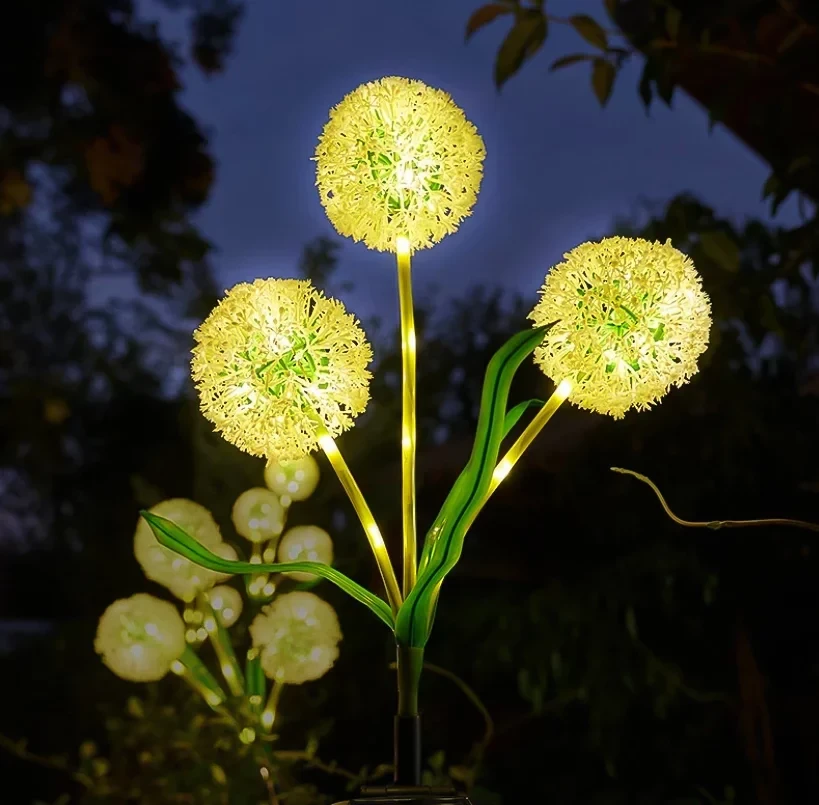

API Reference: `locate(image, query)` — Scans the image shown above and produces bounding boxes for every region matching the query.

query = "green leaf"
[465,3,514,41]
[569,14,608,50]
[502,398,545,438]
[699,230,740,272]
[591,59,617,106]
[398,326,550,647]
[141,511,395,629]
[549,53,593,72]
[494,11,548,89]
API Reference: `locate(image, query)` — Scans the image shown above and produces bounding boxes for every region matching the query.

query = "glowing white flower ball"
[207,585,243,628]
[277,525,334,582]
[231,488,285,543]
[95,594,185,682]
[134,499,229,601]
[249,591,342,684]
[263,455,320,503]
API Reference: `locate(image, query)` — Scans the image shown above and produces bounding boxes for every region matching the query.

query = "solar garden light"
[141,76,712,804]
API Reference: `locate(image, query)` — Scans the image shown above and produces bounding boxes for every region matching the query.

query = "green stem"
[141,511,395,629]
[396,645,424,717]
[262,680,284,732]
[199,594,245,697]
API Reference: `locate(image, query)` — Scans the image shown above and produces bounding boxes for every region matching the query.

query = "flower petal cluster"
[134,499,235,601]
[249,591,341,684]
[95,594,185,682]
[315,76,485,251]
[192,279,372,461]
[529,237,711,418]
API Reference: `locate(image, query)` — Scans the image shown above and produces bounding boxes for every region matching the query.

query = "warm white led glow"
[492,458,513,484]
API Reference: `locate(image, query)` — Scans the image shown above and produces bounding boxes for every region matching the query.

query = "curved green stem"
[397,326,549,648]
[141,511,395,629]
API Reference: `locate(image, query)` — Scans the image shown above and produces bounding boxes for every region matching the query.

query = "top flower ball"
[529,237,711,418]
[314,76,485,252]
[192,278,373,461]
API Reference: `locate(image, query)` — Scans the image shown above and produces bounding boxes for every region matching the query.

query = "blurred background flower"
[250,591,342,684]
[264,454,321,504]
[134,499,235,602]
[231,487,285,543]
[277,525,334,582]
[206,585,243,628]
[94,594,185,682]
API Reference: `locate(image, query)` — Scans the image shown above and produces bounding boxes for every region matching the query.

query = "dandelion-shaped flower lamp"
[139,77,714,805]
[316,79,485,790]
[486,236,712,494]
[316,75,486,594]
[190,277,402,609]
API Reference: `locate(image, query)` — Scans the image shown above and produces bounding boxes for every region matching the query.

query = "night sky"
[155,0,802,327]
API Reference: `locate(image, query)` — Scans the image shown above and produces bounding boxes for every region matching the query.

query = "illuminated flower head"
[264,454,320,503]
[249,591,342,684]
[277,525,334,582]
[315,76,485,252]
[134,499,233,601]
[207,585,243,628]
[95,594,185,682]
[192,278,373,461]
[232,488,285,543]
[529,237,711,418]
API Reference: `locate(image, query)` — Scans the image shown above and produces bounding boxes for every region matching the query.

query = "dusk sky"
[156,0,802,327]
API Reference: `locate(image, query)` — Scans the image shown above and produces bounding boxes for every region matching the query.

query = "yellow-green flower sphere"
[95,594,185,682]
[263,454,320,503]
[249,591,341,684]
[315,76,486,252]
[529,237,711,418]
[134,499,229,601]
[192,278,373,461]
[207,585,243,628]
[232,488,285,543]
[277,525,334,582]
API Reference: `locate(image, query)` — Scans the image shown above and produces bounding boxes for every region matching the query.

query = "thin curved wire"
[611,467,819,533]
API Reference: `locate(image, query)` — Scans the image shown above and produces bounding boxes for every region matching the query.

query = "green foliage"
[494,9,548,89]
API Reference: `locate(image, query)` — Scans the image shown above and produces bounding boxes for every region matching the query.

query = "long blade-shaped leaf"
[503,398,546,439]
[415,396,546,579]
[141,511,394,630]
[399,326,548,647]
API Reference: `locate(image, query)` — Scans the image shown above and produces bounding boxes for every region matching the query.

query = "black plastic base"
[333,786,472,805]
